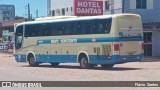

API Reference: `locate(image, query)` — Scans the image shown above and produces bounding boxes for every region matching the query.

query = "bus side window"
[59,23,65,35]
[51,23,61,36]
[72,22,79,35]
[98,20,108,34]
[103,22,108,33]
[90,21,97,34]
[82,21,91,34]
[81,21,86,34]
[51,23,58,36]
[76,21,82,35]
[66,23,71,35]
[98,23,103,34]
[93,22,99,34]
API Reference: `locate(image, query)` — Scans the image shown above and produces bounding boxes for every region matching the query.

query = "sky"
[0,0,47,18]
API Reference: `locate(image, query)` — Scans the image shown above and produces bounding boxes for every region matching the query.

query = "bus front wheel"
[79,55,90,69]
[101,64,114,69]
[28,55,39,67]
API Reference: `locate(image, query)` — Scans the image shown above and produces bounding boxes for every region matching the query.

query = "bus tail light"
[114,44,120,55]
[142,42,144,53]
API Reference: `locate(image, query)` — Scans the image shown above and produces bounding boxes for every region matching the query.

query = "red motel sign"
[74,0,103,16]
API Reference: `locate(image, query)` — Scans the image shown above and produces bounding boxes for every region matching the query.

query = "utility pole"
[30,14,32,20]
[36,9,39,18]
[28,3,31,20]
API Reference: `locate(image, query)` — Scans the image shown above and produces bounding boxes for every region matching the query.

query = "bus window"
[97,19,111,34]
[75,21,82,35]
[15,25,23,50]
[92,21,99,34]
[25,25,35,37]
[51,23,66,36]
[66,22,74,35]
[41,24,51,36]
[81,21,91,34]
[25,23,52,37]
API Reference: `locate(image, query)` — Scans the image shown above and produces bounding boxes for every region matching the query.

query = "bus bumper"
[89,54,144,64]
[15,54,27,62]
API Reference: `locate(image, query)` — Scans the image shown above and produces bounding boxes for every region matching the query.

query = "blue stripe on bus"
[37,37,143,45]
[15,54,143,64]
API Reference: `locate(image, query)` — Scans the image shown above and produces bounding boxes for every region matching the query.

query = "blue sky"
[0,0,47,18]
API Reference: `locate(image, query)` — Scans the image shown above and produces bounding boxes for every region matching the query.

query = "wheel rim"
[81,58,88,68]
[30,57,36,64]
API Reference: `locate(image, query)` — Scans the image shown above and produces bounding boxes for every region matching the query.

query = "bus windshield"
[15,25,23,50]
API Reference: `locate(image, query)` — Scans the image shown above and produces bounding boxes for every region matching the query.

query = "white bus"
[14,14,144,69]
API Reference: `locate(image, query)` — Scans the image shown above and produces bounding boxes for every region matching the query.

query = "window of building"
[52,10,55,16]
[2,11,10,15]
[66,7,68,12]
[136,0,147,9]
[105,1,110,10]
[3,17,9,21]
[2,7,6,9]
[71,7,73,11]
[10,12,13,15]
[62,8,65,15]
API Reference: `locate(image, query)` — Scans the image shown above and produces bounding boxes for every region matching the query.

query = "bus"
[14,14,144,69]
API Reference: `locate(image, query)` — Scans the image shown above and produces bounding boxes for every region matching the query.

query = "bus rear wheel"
[79,56,90,69]
[28,56,39,67]
[51,63,59,67]
[101,64,114,69]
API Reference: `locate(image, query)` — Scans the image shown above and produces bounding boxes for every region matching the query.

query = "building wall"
[124,0,160,23]
[0,5,15,22]
[48,0,73,16]
[48,0,160,21]
[104,0,123,15]
[48,0,123,16]
[152,31,160,56]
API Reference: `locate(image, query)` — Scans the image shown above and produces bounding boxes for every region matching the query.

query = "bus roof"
[16,14,140,27]
[35,16,78,21]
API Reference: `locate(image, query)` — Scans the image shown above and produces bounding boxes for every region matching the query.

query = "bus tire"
[79,55,90,69]
[101,64,114,69]
[51,63,59,67]
[28,55,39,67]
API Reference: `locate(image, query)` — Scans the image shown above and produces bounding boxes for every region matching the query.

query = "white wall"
[50,0,73,16]
[103,0,122,15]
[114,0,122,9]
[152,31,160,56]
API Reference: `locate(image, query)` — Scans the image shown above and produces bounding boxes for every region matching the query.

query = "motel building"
[47,0,160,57]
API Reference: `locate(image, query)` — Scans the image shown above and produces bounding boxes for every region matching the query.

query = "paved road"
[0,53,160,90]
